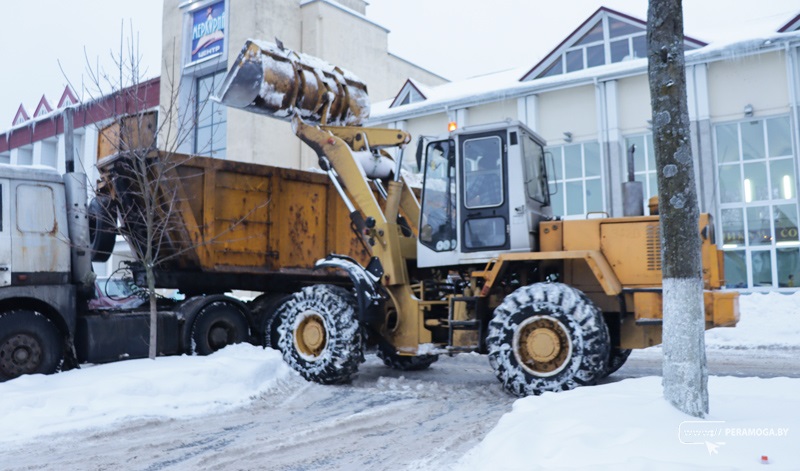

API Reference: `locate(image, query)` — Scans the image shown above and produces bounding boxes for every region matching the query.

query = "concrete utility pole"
[647,0,709,417]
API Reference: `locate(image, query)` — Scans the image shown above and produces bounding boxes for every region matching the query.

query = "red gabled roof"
[1,76,160,154]
[12,105,30,126]
[57,86,79,108]
[519,6,707,82]
[34,95,53,117]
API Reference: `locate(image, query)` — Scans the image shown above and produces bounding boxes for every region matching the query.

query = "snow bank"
[0,344,292,443]
[705,292,800,350]
[457,376,799,470]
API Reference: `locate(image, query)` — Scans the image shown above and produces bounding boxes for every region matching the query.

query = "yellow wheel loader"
[217,40,738,396]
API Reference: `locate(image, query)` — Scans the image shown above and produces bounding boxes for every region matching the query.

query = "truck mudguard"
[315,254,385,327]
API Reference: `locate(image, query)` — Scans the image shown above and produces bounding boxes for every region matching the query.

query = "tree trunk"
[147,264,158,359]
[647,0,708,417]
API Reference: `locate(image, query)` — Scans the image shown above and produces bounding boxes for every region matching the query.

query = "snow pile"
[705,292,800,350]
[0,344,292,443]
[456,376,799,470]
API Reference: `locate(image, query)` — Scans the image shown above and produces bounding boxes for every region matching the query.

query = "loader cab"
[417,121,551,268]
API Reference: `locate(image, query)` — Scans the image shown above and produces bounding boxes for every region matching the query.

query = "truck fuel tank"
[215,39,369,127]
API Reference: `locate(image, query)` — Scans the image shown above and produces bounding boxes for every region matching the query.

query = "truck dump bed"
[96,151,369,291]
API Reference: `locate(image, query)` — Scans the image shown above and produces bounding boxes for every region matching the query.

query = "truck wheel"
[191,301,249,355]
[377,344,438,371]
[88,196,116,263]
[487,283,610,397]
[602,348,632,378]
[277,285,364,385]
[0,310,62,381]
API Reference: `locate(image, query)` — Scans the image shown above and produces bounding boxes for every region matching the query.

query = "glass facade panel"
[718,165,741,203]
[774,204,799,243]
[724,251,747,288]
[541,60,563,78]
[751,250,773,286]
[628,135,645,171]
[195,70,227,158]
[584,142,600,177]
[547,142,605,218]
[576,22,604,44]
[777,248,800,288]
[716,123,738,163]
[746,206,771,245]
[632,35,647,59]
[608,18,641,37]
[551,181,564,217]
[586,44,605,68]
[610,39,628,63]
[566,181,583,216]
[566,49,583,72]
[770,159,795,200]
[742,161,768,202]
[586,179,603,213]
[767,117,792,157]
[564,144,582,179]
[715,116,798,289]
[625,133,658,213]
[721,208,745,247]
[741,120,765,160]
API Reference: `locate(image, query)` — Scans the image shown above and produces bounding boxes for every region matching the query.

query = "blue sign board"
[190,1,226,63]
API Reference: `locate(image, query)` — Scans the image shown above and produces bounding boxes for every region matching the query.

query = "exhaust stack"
[215,40,369,127]
[63,108,96,293]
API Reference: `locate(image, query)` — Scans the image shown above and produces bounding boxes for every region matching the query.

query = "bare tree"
[74,25,235,359]
[647,0,708,417]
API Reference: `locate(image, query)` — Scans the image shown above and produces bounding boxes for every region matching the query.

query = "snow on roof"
[370,8,800,124]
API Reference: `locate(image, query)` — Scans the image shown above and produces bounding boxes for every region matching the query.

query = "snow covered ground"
[0,291,797,470]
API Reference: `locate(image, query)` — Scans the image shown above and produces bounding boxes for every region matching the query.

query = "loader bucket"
[216,39,370,126]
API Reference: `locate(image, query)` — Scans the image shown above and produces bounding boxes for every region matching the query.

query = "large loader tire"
[277,285,364,385]
[0,310,62,381]
[377,343,438,371]
[191,301,249,355]
[88,195,117,263]
[487,283,610,397]
[602,348,632,378]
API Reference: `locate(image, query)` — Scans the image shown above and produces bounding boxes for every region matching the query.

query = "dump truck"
[213,40,739,396]
[0,113,373,380]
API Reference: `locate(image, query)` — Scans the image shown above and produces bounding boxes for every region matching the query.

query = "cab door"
[459,131,510,253]
[0,179,10,286]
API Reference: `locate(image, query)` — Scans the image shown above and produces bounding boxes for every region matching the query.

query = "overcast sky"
[1,0,797,129]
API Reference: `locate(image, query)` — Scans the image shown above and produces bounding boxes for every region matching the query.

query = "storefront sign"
[190,1,226,63]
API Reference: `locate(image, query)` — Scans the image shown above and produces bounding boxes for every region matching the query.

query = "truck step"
[635,318,663,326]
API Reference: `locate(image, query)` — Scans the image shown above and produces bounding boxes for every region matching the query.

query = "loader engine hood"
[215,39,370,127]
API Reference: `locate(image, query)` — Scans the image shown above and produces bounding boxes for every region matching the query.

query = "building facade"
[158,0,447,170]
[369,8,800,292]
